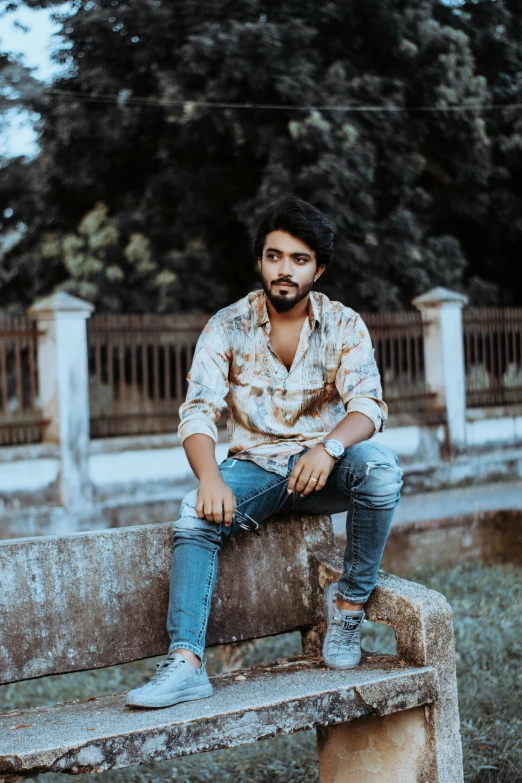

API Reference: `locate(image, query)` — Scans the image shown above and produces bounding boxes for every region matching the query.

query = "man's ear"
[314,263,326,282]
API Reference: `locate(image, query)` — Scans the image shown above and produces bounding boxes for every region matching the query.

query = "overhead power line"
[45,88,522,113]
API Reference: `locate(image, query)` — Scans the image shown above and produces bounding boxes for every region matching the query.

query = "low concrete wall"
[380,509,522,575]
[89,435,229,502]
[0,435,224,513]
[0,416,445,511]
[466,405,522,451]
[374,415,445,464]
[2,406,522,539]
[0,444,60,513]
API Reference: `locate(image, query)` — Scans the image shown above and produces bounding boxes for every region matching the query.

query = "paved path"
[331,480,522,536]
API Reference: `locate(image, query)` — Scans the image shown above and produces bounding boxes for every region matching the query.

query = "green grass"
[2,563,521,783]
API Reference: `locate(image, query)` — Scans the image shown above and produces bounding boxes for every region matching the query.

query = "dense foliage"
[1,0,522,313]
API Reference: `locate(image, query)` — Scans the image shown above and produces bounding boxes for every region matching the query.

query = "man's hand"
[287,445,336,497]
[196,477,237,525]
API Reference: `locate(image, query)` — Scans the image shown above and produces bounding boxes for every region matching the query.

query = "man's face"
[257,230,325,313]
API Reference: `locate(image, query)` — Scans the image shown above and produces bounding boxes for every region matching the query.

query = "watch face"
[326,439,344,458]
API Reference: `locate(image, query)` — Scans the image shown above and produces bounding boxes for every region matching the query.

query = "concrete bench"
[0,513,463,782]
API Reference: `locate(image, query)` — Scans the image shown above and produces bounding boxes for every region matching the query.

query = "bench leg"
[317,706,438,783]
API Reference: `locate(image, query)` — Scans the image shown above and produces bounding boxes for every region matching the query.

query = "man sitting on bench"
[126,197,403,709]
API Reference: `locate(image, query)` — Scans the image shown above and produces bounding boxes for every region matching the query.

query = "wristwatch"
[319,438,345,459]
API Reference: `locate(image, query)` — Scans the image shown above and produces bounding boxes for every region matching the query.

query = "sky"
[0,3,71,157]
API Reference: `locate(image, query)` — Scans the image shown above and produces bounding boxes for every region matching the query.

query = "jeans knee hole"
[365,461,400,477]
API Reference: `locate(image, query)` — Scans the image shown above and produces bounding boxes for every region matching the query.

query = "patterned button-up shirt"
[178,289,387,477]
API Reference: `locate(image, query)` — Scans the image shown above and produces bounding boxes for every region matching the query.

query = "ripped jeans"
[167,441,403,659]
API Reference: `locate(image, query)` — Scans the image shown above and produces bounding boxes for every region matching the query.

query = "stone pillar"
[28,292,95,509]
[317,707,435,783]
[412,287,468,456]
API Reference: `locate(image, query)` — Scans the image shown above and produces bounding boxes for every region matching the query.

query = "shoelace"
[149,657,185,684]
[331,614,362,647]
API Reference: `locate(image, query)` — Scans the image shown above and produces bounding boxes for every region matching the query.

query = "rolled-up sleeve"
[335,314,388,435]
[177,319,230,446]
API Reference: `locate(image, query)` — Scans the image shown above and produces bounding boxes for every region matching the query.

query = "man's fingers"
[223,500,235,525]
[296,469,315,494]
[290,453,334,495]
[287,464,303,493]
[314,473,328,491]
[204,498,220,524]
[195,491,236,525]
[298,475,315,495]
[290,462,316,494]
[299,471,326,496]
[212,500,224,523]
[214,492,238,525]
[224,491,237,526]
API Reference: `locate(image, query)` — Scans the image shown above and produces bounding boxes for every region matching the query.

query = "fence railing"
[88,314,210,437]
[361,311,435,414]
[0,315,46,446]
[464,307,522,407]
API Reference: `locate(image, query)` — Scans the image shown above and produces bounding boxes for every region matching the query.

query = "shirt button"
[285,413,292,421]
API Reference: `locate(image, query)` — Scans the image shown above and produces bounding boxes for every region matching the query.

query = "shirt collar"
[253,289,321,330]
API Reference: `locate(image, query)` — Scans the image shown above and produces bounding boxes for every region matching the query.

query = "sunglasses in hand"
[233,510,260,536]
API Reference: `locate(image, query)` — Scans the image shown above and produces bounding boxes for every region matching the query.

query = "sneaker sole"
[125,683,214,709]
[322,654,361,670]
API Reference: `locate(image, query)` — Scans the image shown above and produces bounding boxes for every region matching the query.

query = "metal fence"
[88,313,210,437]
[0,315,46,446]
[361,311,435,414]
[464,307,522,407]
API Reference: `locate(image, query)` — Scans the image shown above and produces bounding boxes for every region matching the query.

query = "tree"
[0,0,516,312]
[436,0,522,305]
[0,52,44,303]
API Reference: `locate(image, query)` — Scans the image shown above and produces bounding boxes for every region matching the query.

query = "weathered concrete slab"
[0,655,438,779]
[0,514,331,684]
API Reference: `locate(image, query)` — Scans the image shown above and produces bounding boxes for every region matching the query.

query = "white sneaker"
[322,582,365,669]
[125,653,213,708]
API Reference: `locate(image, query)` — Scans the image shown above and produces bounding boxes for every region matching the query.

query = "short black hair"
[253,197,334,269]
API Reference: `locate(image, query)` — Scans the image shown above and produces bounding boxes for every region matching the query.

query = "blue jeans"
[167,441,403,659]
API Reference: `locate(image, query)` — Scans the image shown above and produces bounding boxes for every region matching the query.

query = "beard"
[261,277,315,313]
